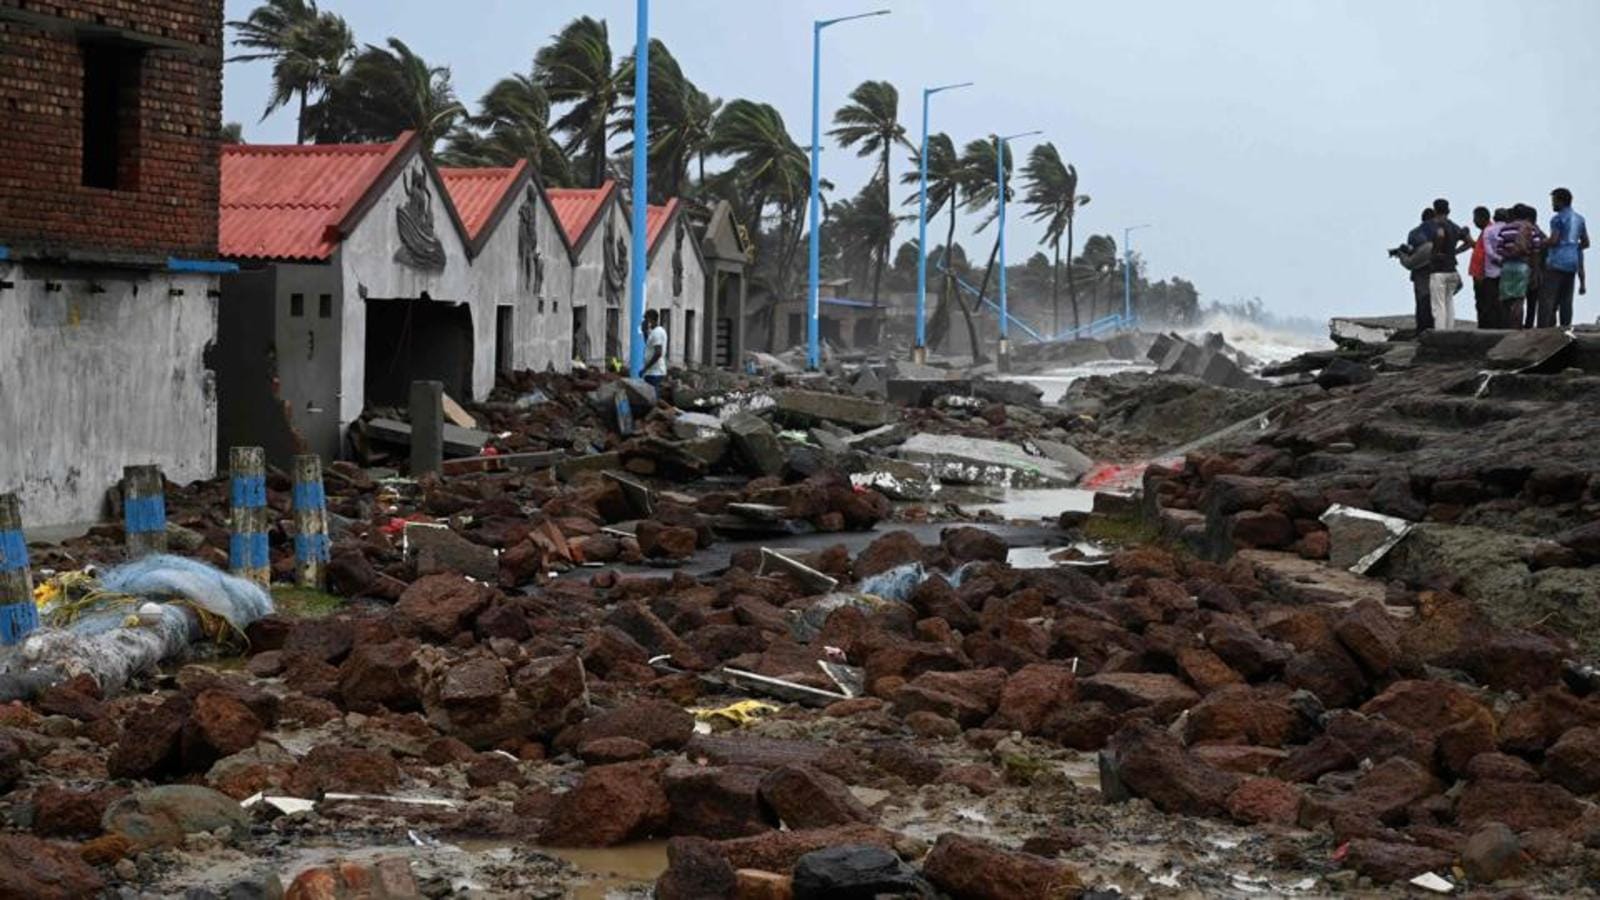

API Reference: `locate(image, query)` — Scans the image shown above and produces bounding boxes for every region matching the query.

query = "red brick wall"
[0,0,222,260]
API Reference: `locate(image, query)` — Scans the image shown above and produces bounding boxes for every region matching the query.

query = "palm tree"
[439,72,571,184]
[535,16,625,188]
[900,133,983,359]
[614,39,721,200]
[310,38,465,149]
[829,81,910,305]
[959,137,1017,342]
[830,178,900,286]
[1076,234,1120,323]
[1022,142,1090,336]
[708,99,810,347]
[228,0,354,143]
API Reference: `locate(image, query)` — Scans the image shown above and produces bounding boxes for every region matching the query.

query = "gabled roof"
[219,134,418,261]
[437,162,528,246]
[546,181,618,252]
[645,199,680,255]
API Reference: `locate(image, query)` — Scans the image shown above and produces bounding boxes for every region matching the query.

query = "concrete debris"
[897,433,1083,488]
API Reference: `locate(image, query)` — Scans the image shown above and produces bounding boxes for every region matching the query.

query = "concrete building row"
[0,1,751,529]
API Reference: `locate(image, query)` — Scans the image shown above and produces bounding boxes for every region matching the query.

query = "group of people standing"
[1400,189,1588,331]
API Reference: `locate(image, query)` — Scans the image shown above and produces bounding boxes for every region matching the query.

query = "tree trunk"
[1051,239,1061,339]
[955,283,987,365]
[1066,217,1080,331]
[929,197,960,352]
[296,90,308,145]
[589,124,607,188]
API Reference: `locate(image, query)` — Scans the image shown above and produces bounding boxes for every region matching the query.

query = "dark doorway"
[571,306,589,364]
[787,313,802,348]
[683,310,696,366]
[495,305,514,375]
[363,298,473,407]
[604,307,620,363]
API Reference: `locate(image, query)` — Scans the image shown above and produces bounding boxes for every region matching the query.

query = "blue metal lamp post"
[807,9,890,371]
[994,129,1040,371]
[1122,223,1151,329]
[913,81,973,364]
[628,0,650,376]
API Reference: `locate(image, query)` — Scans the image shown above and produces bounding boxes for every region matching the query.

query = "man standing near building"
[1428,198,1473,330]
[641,308,669,390]
[1540,188,1589,327]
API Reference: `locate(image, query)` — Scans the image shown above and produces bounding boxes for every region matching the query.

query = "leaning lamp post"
[807,8,890,371]
[994,129,1041,372]
[913,80,973,364]
[1123,223,1151,328]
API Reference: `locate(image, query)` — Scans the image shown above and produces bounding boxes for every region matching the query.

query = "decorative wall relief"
[603,214,627,305]
[394,168,447,271]
[671,219,685,298]
[517,186,544,294]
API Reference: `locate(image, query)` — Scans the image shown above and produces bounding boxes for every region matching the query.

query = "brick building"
[0,0,228,529]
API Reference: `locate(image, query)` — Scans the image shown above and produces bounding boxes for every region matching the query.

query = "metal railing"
[935,262,1133,343]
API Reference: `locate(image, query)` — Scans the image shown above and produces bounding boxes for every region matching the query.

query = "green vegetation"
[271,585,344,619]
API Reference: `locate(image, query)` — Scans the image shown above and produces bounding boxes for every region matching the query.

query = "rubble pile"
[8,330,1600,895]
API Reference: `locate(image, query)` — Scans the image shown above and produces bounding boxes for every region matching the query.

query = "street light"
[1123,223,1151,329]
[913,80,973,365]
[808,8,890,371]
[994,129,1041,371]
[628,0,650,376]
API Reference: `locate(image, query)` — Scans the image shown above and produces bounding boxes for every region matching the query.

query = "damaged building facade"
[215,136,709,464]
[0,0,228,529]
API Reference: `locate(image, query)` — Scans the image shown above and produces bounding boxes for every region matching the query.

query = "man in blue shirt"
[1539,187,1589,328]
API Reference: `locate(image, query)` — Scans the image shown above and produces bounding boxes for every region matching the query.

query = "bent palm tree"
[708,100,810,349]
[310,38,465,149]
[614,39,721,200]
[900,132,981,359]
[830,81,910,305]
[536,16,625,188]
[228,0,354,143]
[439,72,571,184]
[1022,142,1090,335]
[959,137,1016,355]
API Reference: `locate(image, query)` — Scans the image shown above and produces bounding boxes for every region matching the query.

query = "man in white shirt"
[641,309,668,388]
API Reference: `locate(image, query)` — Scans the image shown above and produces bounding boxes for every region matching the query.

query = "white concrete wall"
[645,218,708,367]
[474,184,572,373]
[0,263,218,529]
[335,157,479,429]
[569,200,631,366]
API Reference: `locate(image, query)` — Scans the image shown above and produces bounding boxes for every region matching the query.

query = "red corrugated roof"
[546,181,616,249]
[645,198,680,255]
[437,162,527,242]
[218,135,414,261]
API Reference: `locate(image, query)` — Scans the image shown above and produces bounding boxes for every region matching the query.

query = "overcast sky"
[222,0,1599,321]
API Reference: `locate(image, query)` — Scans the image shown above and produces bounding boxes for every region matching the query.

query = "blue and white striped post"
[0,493,39,645]
[229,447,270,586]
[627,0,649,377]
[292,454,330,589]
[123,464,168,557]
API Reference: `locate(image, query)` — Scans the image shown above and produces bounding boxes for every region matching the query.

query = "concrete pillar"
[123,464,168,557]
[0,493,38,645]
[228,446,270,587]
[410,380,444,476]
[292,454,329,589]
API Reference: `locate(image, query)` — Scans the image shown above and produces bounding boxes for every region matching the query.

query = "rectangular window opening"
[318,294,332,318]
[81,42,143,190]
[289,293,304,317]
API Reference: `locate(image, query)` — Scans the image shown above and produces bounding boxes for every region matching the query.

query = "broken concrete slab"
[1319,504,1413,574]
[556,452,622,481]
[849,367,885,399]
[1146,332,1178,365]
[1029,439,1094,477]
[404,522,498,581]
[848,457,940,501]
[604,472,655,519]
[670,411,725,441]
[758,548,839,594]
[364,418,489,459]
[1486,330,1575,372]
[774,389,896,430]
[724,412,785,477]
[844,422,911,452]
[896,433,1083,488]
[972,379,1043,407]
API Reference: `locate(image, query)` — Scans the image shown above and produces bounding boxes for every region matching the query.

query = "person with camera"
[1391,208,1439,330]
[1426,198,1474,330]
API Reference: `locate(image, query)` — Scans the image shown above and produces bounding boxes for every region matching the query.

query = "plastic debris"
[1408,872,1454,894]
[690,699,780,730]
